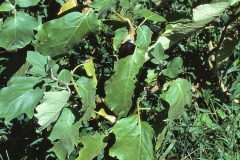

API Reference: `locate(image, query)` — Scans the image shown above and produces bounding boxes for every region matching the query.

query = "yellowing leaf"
[58,0,77,15]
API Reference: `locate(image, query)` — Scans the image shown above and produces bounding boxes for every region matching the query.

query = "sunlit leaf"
[35,9,99,57]
[0,11,39,50]
[0,2,14,12]
[77,132,108,160]
[104,48,145,117]
[135,25,153,50]
[35,90,70,132]
[0,76,44,122]
[58,0,77,15]
[140,9,166,22]
[48,108,79,160]
[110,115,156,160]
[162,57,183,78]
[166,78,192,122]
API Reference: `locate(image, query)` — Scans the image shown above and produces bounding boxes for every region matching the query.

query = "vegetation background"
[0,0,240,159]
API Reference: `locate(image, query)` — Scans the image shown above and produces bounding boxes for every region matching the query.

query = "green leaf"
[105,48,145,117]
[58,69,72,84]
[113,27,128,51]
[135,25,153,50]
[76,77,96,110]
[15,0,40,7]
[193,2,230,23]
[0,2,14,12]
[35,9,99,57]
[145,69,158,84]
[35,90,70,132]
[153,2,230,52]
[0,11,39,50]
[0,76,44,122]
[90,0,118,18]
[110,115,156,160]
[140,9,166,22]
[83,58,97,86]
[162,57,183,78]
[26,51,48,76]
[77,132,108,160]
[166,78,192,122]
[48,108,79,160]
[216,109,227,119]
[119,0,130,9]
[150,43,168,65]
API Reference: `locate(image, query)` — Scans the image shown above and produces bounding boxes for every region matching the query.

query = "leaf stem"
[138,18,147,28]
[112,9,135,40]
[71,64,84,101]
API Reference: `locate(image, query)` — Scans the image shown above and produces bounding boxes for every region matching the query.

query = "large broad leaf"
[0,11,39,50]
[76,77,96,110]
[77,132,108,160]
[149,2,230,54]
[162,57,183,78]
[15,0,40,7]
[0,76,44,122]
[110,115,156,160]
[104,48,145,117]
[90,0,118,18]
[135,25,153,51]
[48,108,79,160]
[166,78,192,122]
[35,9,99,57]
[35,90,70,132]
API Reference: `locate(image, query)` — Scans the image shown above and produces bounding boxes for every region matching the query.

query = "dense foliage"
[0,0,240,159]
